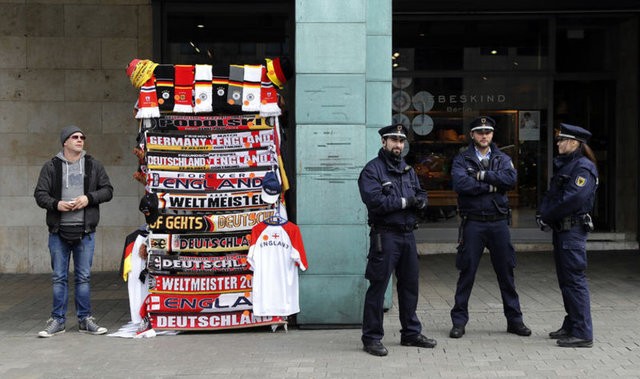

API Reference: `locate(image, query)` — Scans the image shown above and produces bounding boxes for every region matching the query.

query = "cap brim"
[471,127,494,132]
[261,190,280,204]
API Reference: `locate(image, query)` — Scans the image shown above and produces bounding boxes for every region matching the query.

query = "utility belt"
[462,213,508,222]
[371,223,417,233]
[558,213,594,232]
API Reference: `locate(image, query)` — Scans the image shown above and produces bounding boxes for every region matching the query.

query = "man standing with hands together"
[449,116,531,339]
[35,125,113,338]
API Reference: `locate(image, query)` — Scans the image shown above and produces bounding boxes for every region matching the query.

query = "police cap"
[470,116,496,132]
[379,123,408,139]
[558,123,591,143]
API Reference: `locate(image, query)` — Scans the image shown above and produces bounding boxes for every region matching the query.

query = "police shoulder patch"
[575,176,587,187]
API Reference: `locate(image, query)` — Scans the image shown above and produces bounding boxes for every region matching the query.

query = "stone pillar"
[294,0,391,325]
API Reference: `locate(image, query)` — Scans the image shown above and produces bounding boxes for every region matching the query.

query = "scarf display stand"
[119,59,295,335]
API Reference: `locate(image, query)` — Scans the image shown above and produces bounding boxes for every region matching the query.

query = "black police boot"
[507,322,532,336]
[400,334,437,348]
[449,325,465,339]
[557,337,593,348]
[363,340,388,356]
[548,328,569,339]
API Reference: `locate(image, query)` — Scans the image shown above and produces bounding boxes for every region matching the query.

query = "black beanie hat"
[60,125,84,145]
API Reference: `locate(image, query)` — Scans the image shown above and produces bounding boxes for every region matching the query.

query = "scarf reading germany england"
[145,130,275,152]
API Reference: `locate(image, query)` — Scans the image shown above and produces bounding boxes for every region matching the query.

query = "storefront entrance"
[392,13,635,238]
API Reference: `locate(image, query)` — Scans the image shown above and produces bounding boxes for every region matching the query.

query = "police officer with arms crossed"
[537,123,598,348]
[449,116,531,339]
[358,123,437,357]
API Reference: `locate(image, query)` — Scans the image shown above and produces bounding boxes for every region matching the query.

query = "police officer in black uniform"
[358,123,437,357]
[538,123,598,348]
[449,116,531,339]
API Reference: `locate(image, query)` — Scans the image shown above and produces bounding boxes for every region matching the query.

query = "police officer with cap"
[449,116,531,339]
[538,123,598,348]
[358,123,436,356]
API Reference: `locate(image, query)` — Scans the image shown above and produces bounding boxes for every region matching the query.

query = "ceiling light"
[490,50,498,55]
[197,24,205,28]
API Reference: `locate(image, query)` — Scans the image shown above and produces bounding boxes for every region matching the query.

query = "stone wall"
[0,1,152,273]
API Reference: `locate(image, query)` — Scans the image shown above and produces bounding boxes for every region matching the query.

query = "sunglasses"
[70,135,86,141]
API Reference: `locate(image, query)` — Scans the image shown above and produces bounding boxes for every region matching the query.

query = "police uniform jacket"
[539,150,598,224]
[451,143,516,216]
[358,148,426,228]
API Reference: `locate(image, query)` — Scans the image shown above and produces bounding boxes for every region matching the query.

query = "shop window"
[393,18,549,226]
[556,19,617,72]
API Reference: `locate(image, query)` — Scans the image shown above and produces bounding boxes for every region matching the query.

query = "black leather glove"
[415,198,427,210]
[405,197,416,208]
[466,167,477,177]
[536,214,551,232]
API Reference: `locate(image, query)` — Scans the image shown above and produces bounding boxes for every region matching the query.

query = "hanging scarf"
[241,64,262,112]
[193,64,213,113]
[259,65,281,117]
[226,64,244,108]
[135,75,160,119]
[173,65,194,113]
[154,64,174,111]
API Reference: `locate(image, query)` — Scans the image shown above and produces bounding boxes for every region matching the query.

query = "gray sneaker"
[78,316,107,335]
[38,318,65,338]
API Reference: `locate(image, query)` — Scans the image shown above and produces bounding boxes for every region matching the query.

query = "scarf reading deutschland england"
[145,149,276,171]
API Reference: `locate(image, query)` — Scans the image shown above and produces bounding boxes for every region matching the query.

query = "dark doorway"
[553,80,615,231]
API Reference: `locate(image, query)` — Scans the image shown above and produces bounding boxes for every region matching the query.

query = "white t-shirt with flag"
[248,221,308,316]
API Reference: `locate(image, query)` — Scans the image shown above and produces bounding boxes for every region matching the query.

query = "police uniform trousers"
[362,230,421,343]
[552,225,593,340]
[451,219,523,327]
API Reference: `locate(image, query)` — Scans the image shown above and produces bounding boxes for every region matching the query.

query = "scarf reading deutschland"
[146,252,248,275]
[148,232,251,253]
[146,169,268,193]
[146,150,276,171]
[145,130,275,152]
[148,311,286,331]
